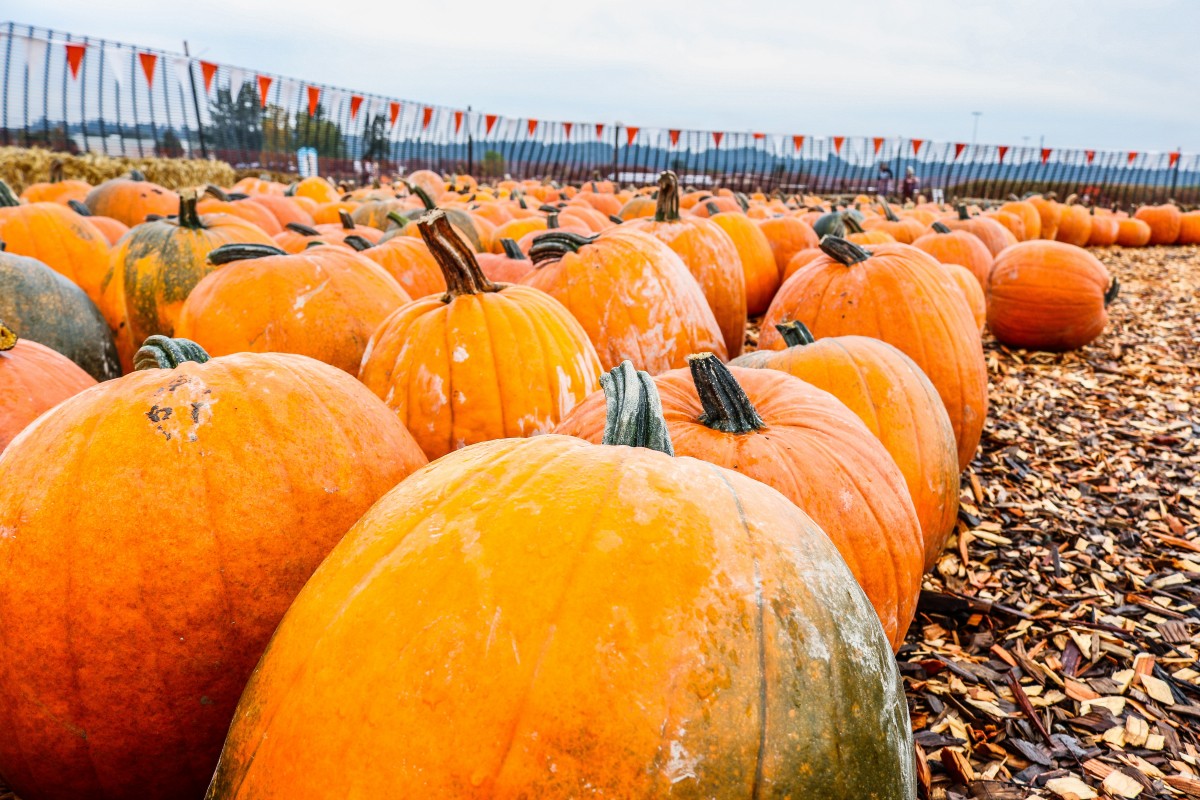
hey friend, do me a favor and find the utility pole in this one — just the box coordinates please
[612,121,622,183]
[182,41,208,159]
[970,111,982,147]
[466,105,473,177]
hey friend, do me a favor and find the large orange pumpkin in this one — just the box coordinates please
[1116,217,1152,247]
[703,203,778,316]
[0,322,97,451]
[203,383,915,799]
[626,172,747,357]
[1085,210,1119,247]
[999,199,1041,240]
[101,193,277,372]
[986,240,1118,351]
[1028,195,1062,240]
[0,337,427,800]
[557,354,924,649]
[912,221,993,287]
[1054,202,1093,247]
[359,211,602,459]
[756,214,820,278]
[733,321,959,569]
[1178,211,1200,245]
[762,237,987,468]
[943,262,987,332]
[522,228,726,373]
[176,244,410,373]
[84,171,181,227]
[1134,204,1183,245]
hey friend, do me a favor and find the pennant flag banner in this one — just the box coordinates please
[256,75,273,107]
[485,114,498,134]
[1085,150,1095,164]
[1170,152,1181,168]
[279,78,300,111]
[911,139,923,155]
[306,85,321,116]
[954,142,966,159]
[349,95,363,120]
[389,101,401,127]
[1041,148,1052,164]
[563,122,573,137]
[421,106,433,129]
[626,126,639,146]
[872,136,884,155]
[453,110,463,133]
[669,129,680,146]
[753,132,765,140]
[138,52,157,88]
[997,145,1009,163]
[200,61,217,93]
[596,123,605,139]
[25,36,47,74]
[104,45,129,87]
[1127,151,1138,164]
[713,131,724,147]
[793,135,805,152]
[527,118,537,136]
[832,136,845,154]
[170,56,190,91]
[65,43,86,79]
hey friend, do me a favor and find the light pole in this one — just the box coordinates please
[970,112,982,147]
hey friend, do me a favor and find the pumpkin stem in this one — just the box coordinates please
[68,199,93,217]
[704,201,721,217]
[49,159,64,184]
[207,243,287,266]
[878,195,900,222]
[133,335,210,370]
[499,238,526,260]
[0,320,16,352]
[204,184,230,201]
[343,234,373,252]
[688,353,764,434]
[546,212,559,230]
[538,204,559,214]
[286,221,321,236]
[0,181,20,207]
[842,213,865,234]
[608,214,623,225]
[385,210,410,230]
[956,204,971,221]
[128,169,147,182]
[818,235,871,266]
[417,209,498,298]
[528,231,597,265]
[776,320,816,347]
[654,171,681,222]
[177,192,205,230]
[1104,277,1120,308]
[600,360,674,455]
[734,192,750,212]
[411,185,437,211]
[338,210,356,230]
[931,221,952,234]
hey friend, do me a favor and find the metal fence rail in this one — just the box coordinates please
[3,22,1196,205]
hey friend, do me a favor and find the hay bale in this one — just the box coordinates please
[0,147,236,193]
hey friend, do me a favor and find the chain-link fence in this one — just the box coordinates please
[3,22,1196,205]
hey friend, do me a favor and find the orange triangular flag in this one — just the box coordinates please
[669,129,680,146]
[306,86,321,116]
[832,136,845,154]
[65,43,86,80]
[713,131,724,147]
[626,127,639,145]
[872,136,884,154]
[199,60,217,93]
[349,95,363,119]
[138,52,157,88]
[389,101,401,127]
[911,139,923,154]
[454,110,463,133]
[423,107,434,129]
[256,75,273,108]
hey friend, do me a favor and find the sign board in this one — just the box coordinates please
[296,147,318,178]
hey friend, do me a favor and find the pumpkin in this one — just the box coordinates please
[626,172,747,358]
[616,193,656,220]
[756,214,820,278]
[351,196,409,230]
[246,194,315,229]
[0,245,121,380]
[1116,217,1151,247]
[65,198,130,244]
[1085,210,1119,247]
[912,221,993,287]
[1134,204,1183,245]
[292,175,341,205]
[986,240,1118,352]
[405,169,446,201]
[203,367,915,799]
[734,321,959,570]
[998,199,1041,240]
[0,322,97,451]
[231,177,286,195]
[522,228,726,373]
[763,237,987,468]
[1028,195,1062,240]
[984,209,1026,242]
[943,263,987,332]
[311,200,359,225]
[18,162,91,205]
[941,205,1018,256]
[1054,202,1093,247]
[704,202,779,315]
[102,193,277,372]
[1178,210,1200,245]
[474,237,535,283]
[0,182,112,305]
[359,235,447,297]
[558,353,923,649]
[359,211,601,459]
[0,336,426,800]
[394,186,489,251]
[782,246,823,282]
[861,198,925,243]
[84,171,181,226]
[176,243,410,374]
[843,214,896,245]
[195,186,283,235]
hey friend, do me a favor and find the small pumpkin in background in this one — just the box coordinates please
[360,211,601,460]
[1178,210,1200,245]
[1028,195,1062,240]
[19,161,91,205]
[292,175,341,205]
[704,201,779,315]
[941,205,1018,256]
[999,199,1041,240]
[861,197,925,243]
[66,198,130,244]
[986,240,1118,352]
[84,170,181,227]
[473,237,535,284]
[1054,199,1093,247]
[272,212,382,254]
[359,235,447,298]
[102,193,277,372]
[1134,204,1183,245]
[196,185,284,235]
[756,213,820,278]
[176,243,410,374]
[246,193,315,229]
[0,321,97,451]
[912,221,993,287]
[843,214,896,245]
[1116,217,1152,247]
[522,227,726,373]
[1086,210,1119,247]
[0,244,121,381]
[983,208,1026,242]
[733,321,960,570]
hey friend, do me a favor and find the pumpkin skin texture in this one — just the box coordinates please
[0,327,96,451]
[943,263,987,332]
[756,214,820,277]
[84,175,181,227]
[176,244,410,374]
[733,325,959,571]
[101,195,277,372]
[912,222,993,287]
[626,173,747,358]
[0,249,121,380]
[1054,204,1093,247]
[0,342,428,800]
[359,235,447,298]
[1178,211,1200,245]
[986,241,1117,352]
[999,200,1041,240]
[1134,204,1183,245]
[473,238,535,284]
[1086,212,1119,247]
[782,246,823,282]
[1028,196,1062,240]
[761,238,987,468]
[941,207,1018,256]
[0,190,112,305]
[557,358,923,650]
[359,211,602,460]
[1116,217,1151,247]
[203,434,916,800]
[522,228,726,373]
[707,205,779,315]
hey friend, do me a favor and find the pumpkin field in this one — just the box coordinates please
[0,145,1198,800]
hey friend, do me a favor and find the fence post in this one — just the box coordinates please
[182,41,207,158]
[466,104,473,176]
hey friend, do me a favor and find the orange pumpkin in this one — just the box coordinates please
[0,337,427,800]
[705,202,779,315]
[359,235,447,298]
[292,175,341,205]
[176,244,410,373]
[522,228,726,373]
[763,238,987,468]
[84,171,181,226]
[1028,195,1061,240]
[861,198,926,244]
[18,162,91,205]
[756,214,820,278]
[941,205,1018,256]
[1054,202,1093,247]
[0,322,97,451]
[912,221,993,287]
[359,211,602,459]
[1116,217,1152,247]
[1085,211,1119,247]
[247,194,315,229]
[999,199,1042,240]
[986,240,1118,351]
[843,214,897,246]
[782,246,824,282]
[733,321,959,570]
[204,383,915,799]
[1178,211,1200,245]
[625,172,747,358]
[1134,204,1183,245]
[195,186,283,235]
[943,262,987,332]
[66,199,130,244]
[474,238,535,283]
[984,209,1026,242]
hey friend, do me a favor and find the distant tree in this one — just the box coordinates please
[261,105,292,155]
[294,103,344,159]
[207,84,263,154]
[482,150,505,178]
[156,129,184,158]
[360,113,391,162]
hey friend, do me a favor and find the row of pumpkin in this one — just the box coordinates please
[0,166,1132,799]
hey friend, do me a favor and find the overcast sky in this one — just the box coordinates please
[6,0,1196,153]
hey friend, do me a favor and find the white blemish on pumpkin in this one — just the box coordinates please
[0,526,16,541]
[456,391,466,405]
[664,738,698,784]
[146,376,217,447]
[452,345,469,362]
[555,366,574,415]
[292,279,329,312]
[484,606,502,657]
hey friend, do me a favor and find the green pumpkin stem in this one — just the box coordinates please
[654,171,681,222]
[931,221,952,234]
[411,185,437,211]
[600,360,674,455]
[207,243,287,266]
[338,210,356,230]
[528,231,597,265]
[0,320,16,352]
[842,214,865,234]
[704,201,722,217]
[177,193,205,230]
[499,238,526,260]
[957,204,971,221]
[688,353,764,434]
[133,335,210,370]
[1104,278,1120,307]
[608,214,624,225]
[0,181,20,208]
[343,234,373,252]
[776,320,816,347]
[286,222,321,236]
[538,204,559,214]
[128,169,147,182]
[385,210,410,230]
[204,184,231,201]
[68,199,93,217]
[878,195,900,222]
[417,209,498,298]
[818,235,871,266]
[546,212,559,230]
